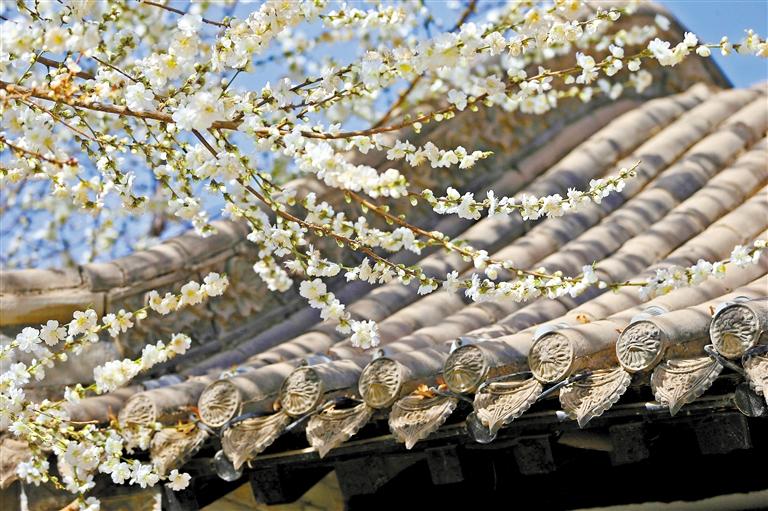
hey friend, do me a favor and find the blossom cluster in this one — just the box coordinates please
[148,272,229,314]
[2,0,764,273]
[383,140,492,170]
[1,273,226,507]
[638,239,767,299]
[93,333,191,393]
[298,277,380,348]
[423,163,639,220]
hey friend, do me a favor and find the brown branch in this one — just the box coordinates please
[192,129,218,156]
[345,190,561,281]
[140,0,228,27]
[237,179,425,281]
[36,56,95,80]
[0,134,77,166]
[59,500,79,511]
[453,0,479,30]
[189,134,428,282]
[1,80,179,123]
[90,56,139,83]
[371,76,422,129]
[2,48,649,142]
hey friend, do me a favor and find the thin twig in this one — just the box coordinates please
[140,0,227,27]
[36,55,95,80]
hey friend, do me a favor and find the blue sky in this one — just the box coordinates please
[663,0,768,86]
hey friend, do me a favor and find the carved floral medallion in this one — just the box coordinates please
[710,303,760,359]
[198,380,241,428]
[279,367,323,417]
[118,394,156,427]
[358,358,403,409]
[444,344,487,394]
[529,333,574,383]
[616,321,664,372]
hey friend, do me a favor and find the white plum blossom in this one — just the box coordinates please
[69,310,98,336]
[350,320,380,349]
[447,89,468,111]
[82,497,101,511]
[730,244,760,267]
[103,310,133,337]
[64,385,84,403]
[202,272,229,297]
[168,333,192,355]
[94,333,192,393]
[139,343,167,370]
[425,164,638,221]
[417,279,439,295]
[576,52,598,84]
[16,459,50,486]
[177,13,203,35]
[124,82,155,112]
[148,291,179,315]
[129,461,160,489]
[443,271,461,293]
[654,14,671,31]
[167,469,192,491]
[179,281,205,307]
[39,320,66,346]
[16,327,40,352]
[109,462,132,485]
[299,278,327,303]
[638,239,764,298]
[648,32,699,67]
[93,359,140,393]
[581,265,599,285]
[172,92,223,131]
[0,275,228,487]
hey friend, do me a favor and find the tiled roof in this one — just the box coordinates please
[49,82,765,481]
[2,29,766,504]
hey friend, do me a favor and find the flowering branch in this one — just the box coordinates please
[423,162,640,220]
[1,273,228,506]
[2,1,767,505]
